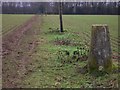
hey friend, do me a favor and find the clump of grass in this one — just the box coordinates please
[45,27,67,35]
[54,36,81,46]
[54,37,71,46]
[56,45,89,64]
[112,63,119,73]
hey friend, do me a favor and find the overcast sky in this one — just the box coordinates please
[1,0,119,2]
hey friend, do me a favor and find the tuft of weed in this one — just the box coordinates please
[54,36,81,46]
[45,27,67,35]
[72,44,89,61]
[56,44,89,64]
[55,37,71,46]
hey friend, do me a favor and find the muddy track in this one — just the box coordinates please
[2,15,40,88]
[2,15,38,55]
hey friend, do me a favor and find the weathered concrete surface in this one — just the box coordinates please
[88,24,112,73]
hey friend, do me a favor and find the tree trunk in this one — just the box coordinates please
[59,2,63,32]
[88,24,112,73]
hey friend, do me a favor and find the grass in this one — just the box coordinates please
[22,15,118,88]
[2,14,119,88]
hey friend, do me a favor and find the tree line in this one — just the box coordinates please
[2,2,119,15]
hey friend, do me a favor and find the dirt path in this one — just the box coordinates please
[2,15,41,88]
[2,15,38,55]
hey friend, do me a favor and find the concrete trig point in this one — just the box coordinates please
[88,24,112,73]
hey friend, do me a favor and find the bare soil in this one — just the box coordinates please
[2,15,40,88]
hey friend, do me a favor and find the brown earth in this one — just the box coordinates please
[2,15,41,88]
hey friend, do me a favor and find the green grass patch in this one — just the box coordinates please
[22,15,118,88]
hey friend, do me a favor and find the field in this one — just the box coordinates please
[2,15,33,36]
[2,14,119,88]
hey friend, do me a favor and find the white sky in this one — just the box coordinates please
[1,0,119,2]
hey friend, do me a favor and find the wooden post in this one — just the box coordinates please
[88,24,112,73]
[59,2,63,32]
